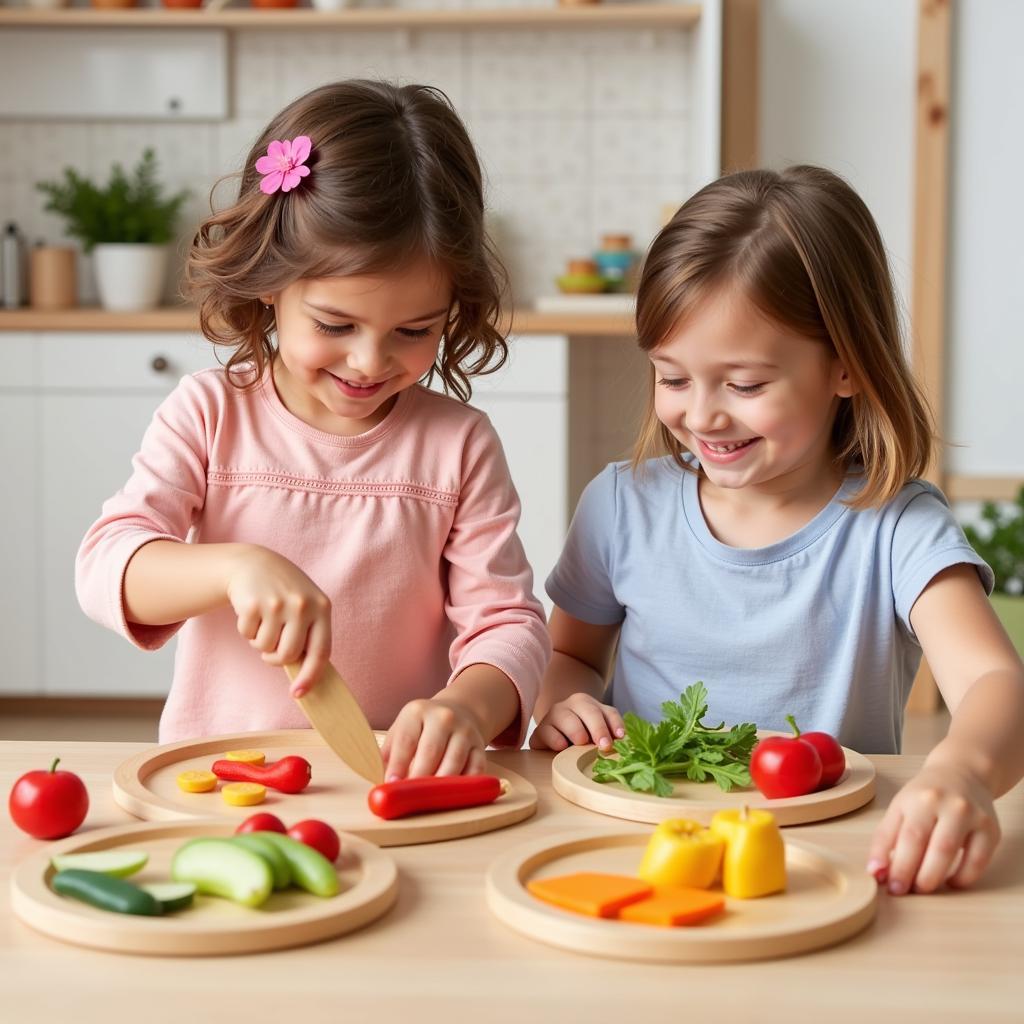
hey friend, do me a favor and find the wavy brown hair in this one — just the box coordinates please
[632,165,935,509]
[186,79,508,400]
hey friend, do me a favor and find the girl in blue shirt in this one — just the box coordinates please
[533,165,1024,898]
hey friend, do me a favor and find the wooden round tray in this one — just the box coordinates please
[112,730,537,847]
[551,738,875,826]
[10,819,398,956]
[486,829,878,963]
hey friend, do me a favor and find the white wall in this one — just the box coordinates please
[760,0,1023,503]
[0,3,714,309]
[759,0,917,331]
[946,0,1024,479]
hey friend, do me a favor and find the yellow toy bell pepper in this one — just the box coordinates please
[637,818,725,889]
[709,806,787,899]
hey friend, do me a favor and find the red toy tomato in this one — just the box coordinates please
[798,728,846,789]
[235,812,287,835]
[287,819,340,863]
[750,716,823,798]
[8,757,89,840]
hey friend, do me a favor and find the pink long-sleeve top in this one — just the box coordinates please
[76,367,551,745]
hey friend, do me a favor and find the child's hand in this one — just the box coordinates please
[225,546,332,697]
[529,693,625,753]
[381,698,488,780]
[866,761,1001,895]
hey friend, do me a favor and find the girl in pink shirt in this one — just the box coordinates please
[76,80,551,778]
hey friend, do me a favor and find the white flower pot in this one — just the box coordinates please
[93,243,169,312]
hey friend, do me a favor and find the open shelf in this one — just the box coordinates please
[0,4,701,31]
[0,306,635,337]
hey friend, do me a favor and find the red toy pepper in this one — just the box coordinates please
[367,775,505,820]
[211,755,312,794]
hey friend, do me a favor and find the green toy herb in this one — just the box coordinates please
[591,682,757,797]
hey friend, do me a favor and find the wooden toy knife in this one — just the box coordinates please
[284,661,385,785]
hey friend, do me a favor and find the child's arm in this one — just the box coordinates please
[124,540,333,696]
[868,563,1024,894]
[379,413,550,779]
[529,607,625,753]
[75,374,331,697]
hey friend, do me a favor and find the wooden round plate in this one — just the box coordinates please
[112,730,536,847]
[10,819,398,956]
[551,737,875,826]
[486,829,878,963]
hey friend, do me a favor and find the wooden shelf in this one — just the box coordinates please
[0,4,701,31]
[0,306,635,337]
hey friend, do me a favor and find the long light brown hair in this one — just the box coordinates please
[186,79,508,400]
[632,165,934,509]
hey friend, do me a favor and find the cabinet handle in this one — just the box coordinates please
[151,356,169,373]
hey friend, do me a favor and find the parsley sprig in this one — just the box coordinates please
[591,682,758,797]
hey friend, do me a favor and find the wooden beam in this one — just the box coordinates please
[722,0,760,171]
[908,0,953,714]
[946,475,1024,503]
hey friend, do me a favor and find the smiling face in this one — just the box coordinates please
[650,286,855,499]
[267,256,452,436]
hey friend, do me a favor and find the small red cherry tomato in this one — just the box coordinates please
[287,819,340,863]
[235,812,287,835]
[750,716,823,798]
[8,757,89,840]
[798,729,846,789]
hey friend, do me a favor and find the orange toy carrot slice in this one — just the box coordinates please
[527,872,653,918]
[617,885,726,927]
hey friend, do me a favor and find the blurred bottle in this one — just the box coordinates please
[2,222,27,310]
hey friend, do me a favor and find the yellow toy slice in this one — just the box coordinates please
[176,770,217,793]
[224,749,266,765]
[221,782,267,807]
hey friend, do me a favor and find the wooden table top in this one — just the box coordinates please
[2,740,1022,1021]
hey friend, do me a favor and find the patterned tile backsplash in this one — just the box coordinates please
[0,5,704,308]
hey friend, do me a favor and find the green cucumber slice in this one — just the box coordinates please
[52,869,162,916]
[140,881,196,913]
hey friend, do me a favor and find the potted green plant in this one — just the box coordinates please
[37,149,189,312]
[962,486,1024,655]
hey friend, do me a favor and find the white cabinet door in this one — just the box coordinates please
[39,393,179,697]
[37,333,218,697]
[472,394,566,614]
[450,334,568,615]
[0,392,38,694]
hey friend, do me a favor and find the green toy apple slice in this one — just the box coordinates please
[50,850,149,877]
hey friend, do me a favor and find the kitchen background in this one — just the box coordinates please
[0,0,1021,749]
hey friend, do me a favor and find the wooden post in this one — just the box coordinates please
[907,0,952,713]
[722,0,760,171]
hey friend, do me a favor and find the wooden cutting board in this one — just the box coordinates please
[486,829,878,963]
[550,735,876,827]
[112,729,537,847]
[11,819,398,956]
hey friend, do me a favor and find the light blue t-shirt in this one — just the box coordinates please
[546,457,993,754]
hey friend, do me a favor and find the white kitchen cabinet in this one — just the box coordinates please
[465,334,567,613]
[31,333,216,698]
[0,334,38,694]
[3,329,567,697]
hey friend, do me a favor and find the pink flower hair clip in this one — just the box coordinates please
[256,136,312,195]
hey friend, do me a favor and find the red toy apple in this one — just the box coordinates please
[750,716,823,798]
[235,812,287,835]
[797,728,846,789]
[8,758,89,839]
[287,819,340,863]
